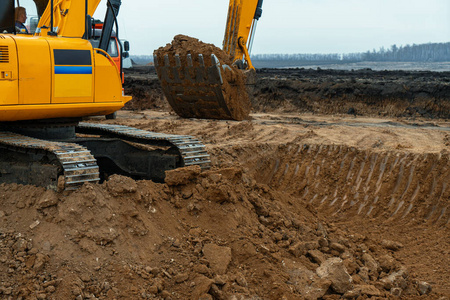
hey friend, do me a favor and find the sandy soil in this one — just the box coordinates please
[0,68,449,299]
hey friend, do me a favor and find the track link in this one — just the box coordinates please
[0,131,100,190]
[76,122,211,169]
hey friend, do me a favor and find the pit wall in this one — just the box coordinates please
[242,144,449,226]
[253,77,450,119]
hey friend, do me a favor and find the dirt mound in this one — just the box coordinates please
[153,35,251,121]
[98,110,450,295]
[155,35,234,67]
[0,165,439,299]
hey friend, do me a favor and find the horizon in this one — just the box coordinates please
[93,0,450,56]
[128,41,450,57]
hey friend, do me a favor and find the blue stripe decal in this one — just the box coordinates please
[55,66,92,74]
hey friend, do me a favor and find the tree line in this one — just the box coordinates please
[251,42,450,63]
[129,42,450,66]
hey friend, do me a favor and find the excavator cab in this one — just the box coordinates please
[0,0,130,121]
[154,0,263,121]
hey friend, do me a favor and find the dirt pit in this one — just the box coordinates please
[1,67,449,299]
[153,35,251,121]
[0,165,445,299]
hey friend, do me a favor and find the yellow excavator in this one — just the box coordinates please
[154,0,263,121]
[0,0,210,190]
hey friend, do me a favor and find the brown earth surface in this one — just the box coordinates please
[1,67,449,299]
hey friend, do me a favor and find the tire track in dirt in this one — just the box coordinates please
[241,144,449,226]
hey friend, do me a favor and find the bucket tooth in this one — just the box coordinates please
[198,54,205,67]
[195,54,207,82]
[175,54,181,67]
[209,55,223,84]
[164,54,170,66]
[187,54,193,67]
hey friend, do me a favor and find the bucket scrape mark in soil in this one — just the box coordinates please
[245,144,449,226]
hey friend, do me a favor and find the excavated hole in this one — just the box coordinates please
[224,143,450,226]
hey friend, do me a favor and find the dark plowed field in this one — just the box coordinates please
[124,66,450,119]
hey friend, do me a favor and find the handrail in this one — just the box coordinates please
[94,48,120,74]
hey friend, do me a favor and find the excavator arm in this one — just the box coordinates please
[35,0,101,37]
[224,0,263,70]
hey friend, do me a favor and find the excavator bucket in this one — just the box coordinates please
[154,53,252,121]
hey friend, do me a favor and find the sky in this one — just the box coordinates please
[93,0,450,56]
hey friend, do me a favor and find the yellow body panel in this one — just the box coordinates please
[0,36,18,105]
[0,102,125,122]
[54,74,92,98]
[15,36,51,104]
[0,33,131,122]
[94,50,122,103]
[47,38,94,104]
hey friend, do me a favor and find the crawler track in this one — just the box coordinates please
[0,123,210,191]
[0,131,99,190]
[76,122,211,169]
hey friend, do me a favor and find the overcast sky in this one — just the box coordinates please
[93,0,450,55]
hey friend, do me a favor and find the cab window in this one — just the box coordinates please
[16,0,38,34]
[108,39,118,57]
[89,38,119,57]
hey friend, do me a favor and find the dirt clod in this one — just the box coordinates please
[165,165,201,186]
[316,257,353,294]
[202,244,232,275]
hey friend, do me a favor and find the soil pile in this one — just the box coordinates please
[0,165,438,299]
[155,34,234,68]
[153,35,251,121]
